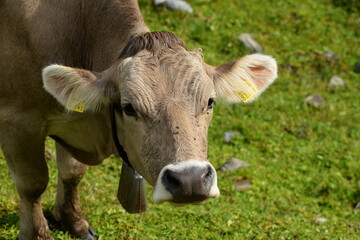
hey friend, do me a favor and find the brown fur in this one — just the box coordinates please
[0,1,149,239]
[119,31,187,59]
[0,0,277,239]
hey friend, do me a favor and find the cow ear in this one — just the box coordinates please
[42,65,114,112]
[209,54,277,103]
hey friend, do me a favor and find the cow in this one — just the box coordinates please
[0,0,277,239]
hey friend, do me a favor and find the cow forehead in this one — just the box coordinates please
[117,49,214,114]
[130,48,207,83]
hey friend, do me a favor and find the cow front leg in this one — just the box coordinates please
[2,135,53,240]
[54,142,96,240]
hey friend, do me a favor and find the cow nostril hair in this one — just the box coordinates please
[163,170,180,191]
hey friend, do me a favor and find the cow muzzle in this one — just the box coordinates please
[153,160,220,204]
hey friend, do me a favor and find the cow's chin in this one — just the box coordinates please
[169,200,207,206]
[153,195,208,205]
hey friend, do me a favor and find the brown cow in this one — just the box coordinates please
[0,0,277,239]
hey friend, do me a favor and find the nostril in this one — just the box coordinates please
[203,166,214,183]
[162,170,180,192]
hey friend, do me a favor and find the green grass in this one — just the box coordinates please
[1,0,360,239]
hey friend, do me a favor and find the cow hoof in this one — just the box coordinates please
[80,226,97,240]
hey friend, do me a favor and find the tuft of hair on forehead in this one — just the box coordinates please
[119,31,187,59]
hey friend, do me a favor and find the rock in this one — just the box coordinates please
[354,62,360,73]
[154,0,193,13]
[355,202,360,211]
[238,33,263,53]
[44,148,55,161]
[154,0,166,5]
[296,53,308,58]
[323,51,338,63]
[282,65,294,73]
[296,125,308,139]
[328,75,345,89]
[235,179,252,191]
[305,94,326,108]
[224,131,243,143]
[314,217,328,223]
[221,158,249,172]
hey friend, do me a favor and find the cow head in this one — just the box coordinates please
[42,32,277,204]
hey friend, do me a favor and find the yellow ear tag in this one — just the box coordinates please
[67,102,85,112]
[234,79,258,103]
[66,93,85,113]
[234,92,254,103]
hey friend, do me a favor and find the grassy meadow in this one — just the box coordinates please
[1,0,360,239]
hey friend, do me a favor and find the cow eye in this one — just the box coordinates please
[122,104,137,118]
[207,98,216,110]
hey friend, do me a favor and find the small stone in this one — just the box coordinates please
[354,62,360,73]
[235,179,252,191]
[314,217,328,223]
[224,131,243,143]
[296,53,308,58]
[323,51,338,63]
[44,148,55,161]
[238,33,263,53]
[282,65,294,73]
[305,94,326,108]
[221,158,250,172]
[154,0,193,13]
[154,0,166,5]
[328,75,345,89]
[296,125,308,139]
[354,202,360,211]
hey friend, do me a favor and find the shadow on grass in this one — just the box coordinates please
[0,209,18,227]
[0,208,67,238]
[43,208,62,230]
[0,209,18,239]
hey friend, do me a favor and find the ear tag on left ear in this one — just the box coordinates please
[66,92,85,112]
[117,161,148,213]
[234,92,253,103]
[234,79,258,103]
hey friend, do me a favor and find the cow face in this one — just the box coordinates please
[42,32,277,204]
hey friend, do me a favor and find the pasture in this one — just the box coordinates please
[1,0,359,239]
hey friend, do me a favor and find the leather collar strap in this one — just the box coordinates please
[110,104,133,168]
[110,104,148,213]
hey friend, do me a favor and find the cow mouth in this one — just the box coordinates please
[156,193,209,205]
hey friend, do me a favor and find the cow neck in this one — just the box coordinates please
[110,104,133,168]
